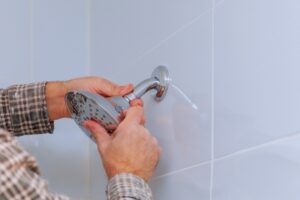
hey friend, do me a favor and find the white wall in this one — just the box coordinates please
[213,0,300,199]
[0,1,90,199]
[1,0,300,200]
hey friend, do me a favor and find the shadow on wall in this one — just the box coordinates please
[144,83,211,177]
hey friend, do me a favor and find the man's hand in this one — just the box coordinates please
[45,77,133,121]
[84,105,161,182]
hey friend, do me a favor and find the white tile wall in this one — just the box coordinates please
[214,0,300,157]
[90,0,212,75]
[213,134,300,200]
[31,0,88,81]
[150,163,211,200]
[89,143,107,200]
[0,1,30,87]
[2,0,300,199]
[213,0,300,199]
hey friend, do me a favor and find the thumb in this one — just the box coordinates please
[84,120,111,149]
[122,106,145,126]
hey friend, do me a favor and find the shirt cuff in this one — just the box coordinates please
[107,173,153,200]
[5,82,54,136]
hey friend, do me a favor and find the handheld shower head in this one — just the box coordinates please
[65,66,170,141]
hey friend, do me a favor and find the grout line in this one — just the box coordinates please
[151,132,300,183]
[86,0,92,199]
[87,0,91,76]
[209,1,215,199]
[215,131,300,162]
[152,160,211,181]
[29,0,34,82]
[86,141,92,200]
[131,8,212,66]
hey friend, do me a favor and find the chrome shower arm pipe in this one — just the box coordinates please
[124,66,170,102]
[124,77,160,101]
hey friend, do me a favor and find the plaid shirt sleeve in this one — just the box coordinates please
[0,82,154,200]
[107,173,153,200]
[0,128,69,200]
[0,82,54,136]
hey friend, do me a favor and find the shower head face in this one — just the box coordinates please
[65,91,124,140]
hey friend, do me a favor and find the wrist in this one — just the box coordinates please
[45,81,70,121]
[105,167,150,182]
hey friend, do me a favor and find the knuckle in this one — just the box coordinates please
[108,85,119,93]
[102,79,118,89]
[152,137,159,146]
[124,123,138,135]
[142,128,151,138]
[130,125,139,135]
[133,106,144,113]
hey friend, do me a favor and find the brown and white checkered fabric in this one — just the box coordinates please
[107,173,153,200]
[0,129,69,200]
[0,82,153,200]
[0,82,54,136]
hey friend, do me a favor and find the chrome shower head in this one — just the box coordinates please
[65,66,170,141]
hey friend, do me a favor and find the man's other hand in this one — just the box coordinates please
[84,105,161,182]
[45,77,133,121]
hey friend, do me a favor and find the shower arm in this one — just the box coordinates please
[123,66,170,102]
[124,77,161,101]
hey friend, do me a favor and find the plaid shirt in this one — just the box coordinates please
[0,82,153,200]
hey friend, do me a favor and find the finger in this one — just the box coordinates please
[95,78,133,96]
[140,116,146,126]
[130,99,144,107]
[119,108,145,126]
[121,106,145,126]
[120,84,134,96]
[130,100,145,125]
[84,120,111,148]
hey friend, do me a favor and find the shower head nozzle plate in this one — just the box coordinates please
[65,91,121,140]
